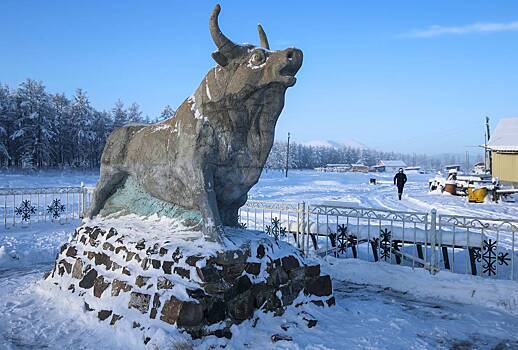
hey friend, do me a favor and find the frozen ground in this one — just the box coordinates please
[252,170,518,219]
[1,170,518,349]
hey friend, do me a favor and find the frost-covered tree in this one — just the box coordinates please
[52,93,72,167]
[70,89,94,167]
[11,79,56,168]
[0,84,15,167]
[90,110,114,167]
[127,102,143,123]
[159,105,176,121]
[112,99,128,129]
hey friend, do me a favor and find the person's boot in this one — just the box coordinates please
[398,193,402,200]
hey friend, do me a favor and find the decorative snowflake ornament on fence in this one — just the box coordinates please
[379,228,392,261]
[473,239,510,276]
[47,199,66,220]
[265,217,286,241]
[336,224,349,255]
[15,199,36,222]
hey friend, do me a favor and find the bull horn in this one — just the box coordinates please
[257,24,270,50]
[210,4,237,53]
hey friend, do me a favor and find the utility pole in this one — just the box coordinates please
[484,132,487,171]
[486,116,492,175]
[285,132,290,178]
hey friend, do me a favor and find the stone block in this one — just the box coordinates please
[79,268,98,289]
[305,275,332,297]
[98,310,112,321]
[93,276,110,298]
[173,267,190,280]
[160,296,183,325]
[112,279,132,296]
[128,292,151,314]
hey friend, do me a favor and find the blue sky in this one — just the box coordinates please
[1,1,517,154]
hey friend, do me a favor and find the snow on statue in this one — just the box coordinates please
[87,4,303,241]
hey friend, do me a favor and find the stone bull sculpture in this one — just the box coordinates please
[88,4,303,241]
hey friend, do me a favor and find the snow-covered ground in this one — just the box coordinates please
[1,170,518,349]
[252,170,518,219]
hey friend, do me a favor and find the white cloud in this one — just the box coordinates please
[402,21,518,38]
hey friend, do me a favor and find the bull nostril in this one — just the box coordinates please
[287,51,293,61]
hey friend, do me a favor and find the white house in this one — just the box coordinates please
[374,160,407,173]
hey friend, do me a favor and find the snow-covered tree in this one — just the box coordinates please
[112,99,128,129]
[11,79,56,168]
[69,89,94,167]
[0,84,15,167]
[127,102,143,123]
[159,105,176,121]
[90,110,113,167]
[52,93,72,167]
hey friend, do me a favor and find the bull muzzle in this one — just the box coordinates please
[279,48,303,87]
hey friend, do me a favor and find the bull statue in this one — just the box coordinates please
[88,4,303,241]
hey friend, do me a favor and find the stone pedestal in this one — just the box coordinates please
[45,218,334,341]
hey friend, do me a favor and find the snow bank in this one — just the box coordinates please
[323,257,518,315]
[0,220,80,268]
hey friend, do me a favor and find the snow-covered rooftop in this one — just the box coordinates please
[487,117,518,151]
[379,160,407,167]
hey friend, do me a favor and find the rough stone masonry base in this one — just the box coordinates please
[45,225,334,341]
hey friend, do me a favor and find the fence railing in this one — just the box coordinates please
[239,200,517,281]
[2,186,516,281]
[1,186,94,228]
[438,214,517,280]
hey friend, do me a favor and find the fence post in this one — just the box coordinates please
[300,201,306,254]
[81,183,87,219]
[430,208,438,274]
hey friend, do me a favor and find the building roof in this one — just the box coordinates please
[325,163,350,167]
[379,160,407,167]
[487,117,518,151]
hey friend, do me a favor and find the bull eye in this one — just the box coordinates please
[250,50,266,66]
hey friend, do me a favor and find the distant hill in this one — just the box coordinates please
[301,139,368,150]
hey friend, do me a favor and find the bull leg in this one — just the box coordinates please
[88,168,127,218]
[197,168,224,243]
[220,193,247,227]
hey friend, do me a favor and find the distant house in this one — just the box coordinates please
[315,163,350,172]
[374,160,407,173]
[405,166,421,174]
[487,117,518,185]
[350,163,369,173]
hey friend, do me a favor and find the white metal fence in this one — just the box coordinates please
[239,201,518,281]
[1,186,94,228]
[2,185,516,281]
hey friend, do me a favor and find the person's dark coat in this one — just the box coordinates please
[394,173,407,189]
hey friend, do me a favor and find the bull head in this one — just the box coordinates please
[209,4,303,91]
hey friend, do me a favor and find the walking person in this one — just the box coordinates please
[393,168,407,200]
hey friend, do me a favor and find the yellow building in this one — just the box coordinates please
[487,118,518,185]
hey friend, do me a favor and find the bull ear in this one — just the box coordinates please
[211,51,229,67]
